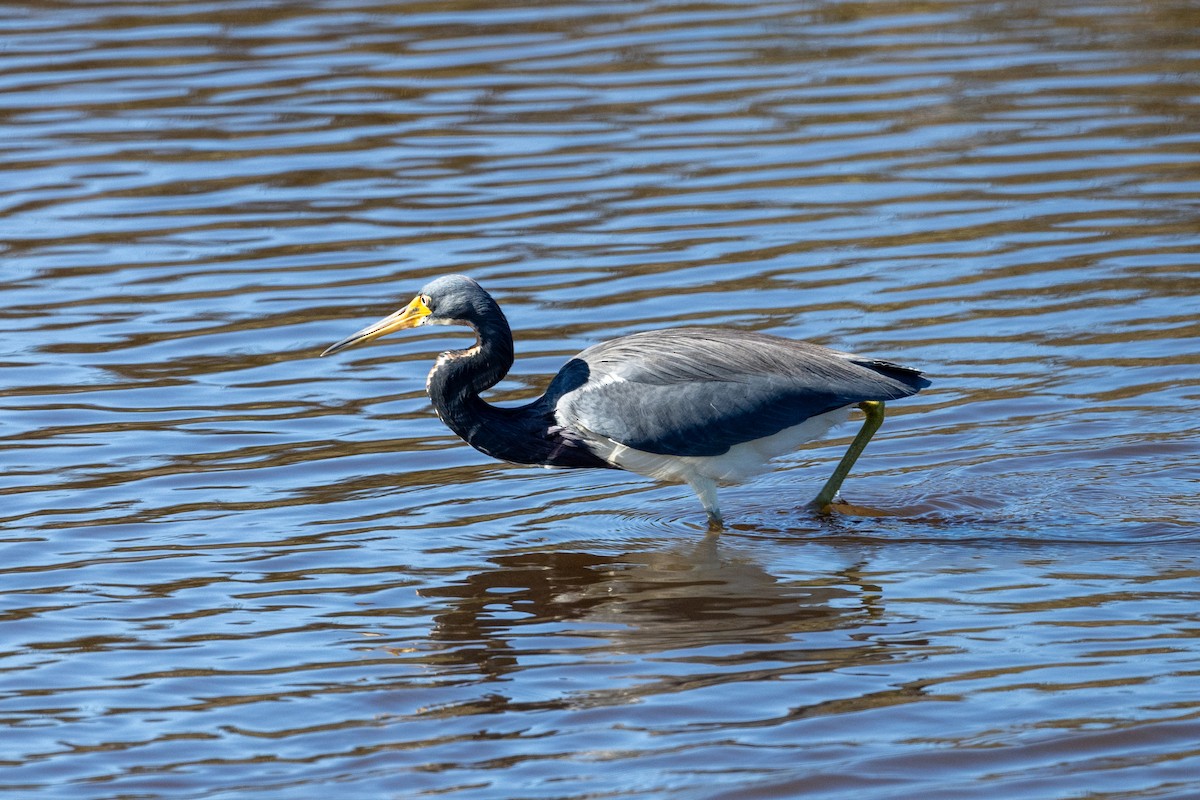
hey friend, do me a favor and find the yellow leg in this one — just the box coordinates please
[811,400,886,512]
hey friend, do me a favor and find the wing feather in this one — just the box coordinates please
[551,327,928,457]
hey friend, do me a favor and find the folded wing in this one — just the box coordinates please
[551,327,928,457]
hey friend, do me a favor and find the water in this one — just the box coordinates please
[2,1,1199,797]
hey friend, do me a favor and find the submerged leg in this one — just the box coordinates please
[687,476,723,530]
[811,400,886,512]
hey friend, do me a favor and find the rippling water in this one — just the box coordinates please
[3,1,1199,798]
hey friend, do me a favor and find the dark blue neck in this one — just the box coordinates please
[424,311,610,469]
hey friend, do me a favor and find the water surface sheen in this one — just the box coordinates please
[2,1,1199,798]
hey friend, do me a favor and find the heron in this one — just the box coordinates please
[322,275,929,526]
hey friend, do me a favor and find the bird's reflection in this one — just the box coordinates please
[419,534,891,681]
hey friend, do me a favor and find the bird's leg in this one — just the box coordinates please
[688,476,724,530]
[811,400,886,512]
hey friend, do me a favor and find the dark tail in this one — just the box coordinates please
[856,358,931,397]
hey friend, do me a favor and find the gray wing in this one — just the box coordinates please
[549,327,929,457]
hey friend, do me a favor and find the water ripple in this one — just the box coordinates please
[2,1,1199,798]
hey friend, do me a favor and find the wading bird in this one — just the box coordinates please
[323,275,929,526]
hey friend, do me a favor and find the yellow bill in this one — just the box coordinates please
[321,294,431,356]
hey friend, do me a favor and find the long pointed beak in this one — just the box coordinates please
[321,295,431,356]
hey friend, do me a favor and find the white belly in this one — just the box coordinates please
[575,407,852,486]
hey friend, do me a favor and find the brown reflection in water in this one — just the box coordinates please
[420,536,903,691]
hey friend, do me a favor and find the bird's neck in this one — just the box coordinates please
[427,313,515,400]
[426,309,513,427]
[424,314,609,470]
[425,313,542,467]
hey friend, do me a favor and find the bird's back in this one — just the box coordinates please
[550,327,928,458]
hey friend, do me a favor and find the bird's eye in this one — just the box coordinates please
[420,294,432,308]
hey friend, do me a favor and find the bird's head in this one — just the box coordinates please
[321,275,501,356]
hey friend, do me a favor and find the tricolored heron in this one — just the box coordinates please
[323,275,929,526]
